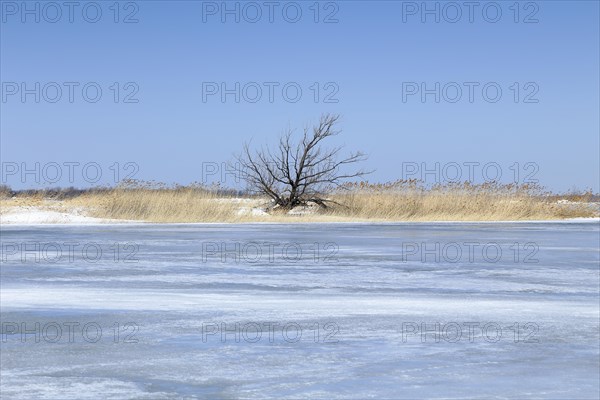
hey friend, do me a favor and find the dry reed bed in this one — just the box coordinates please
[328,181,597,221]
[76,189,247,223]
[1,182,597,223]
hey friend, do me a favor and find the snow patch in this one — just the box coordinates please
[0,206,128,225]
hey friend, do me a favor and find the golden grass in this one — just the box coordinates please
[72,188,247,223]
[64,188,353,223]
[329,184,594,221]
[1,181,597,223]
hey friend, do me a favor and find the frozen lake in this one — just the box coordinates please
[1,222,599,399]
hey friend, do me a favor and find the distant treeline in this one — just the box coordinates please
[0,184,249,199]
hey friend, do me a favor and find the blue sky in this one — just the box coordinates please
[1,0,599,191]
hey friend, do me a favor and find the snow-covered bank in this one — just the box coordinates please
[0,206,130,225]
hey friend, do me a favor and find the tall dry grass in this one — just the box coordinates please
[73,181,247,223]
[328,181,598,221]
[1,180,597,222]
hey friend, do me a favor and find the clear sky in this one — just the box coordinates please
[1,0,599,191]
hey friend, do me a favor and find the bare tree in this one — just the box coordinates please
[236,114,370,210]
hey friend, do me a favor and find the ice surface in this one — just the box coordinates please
[1,222,599,399]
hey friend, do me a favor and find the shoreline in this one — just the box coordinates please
[1,206,598,227]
